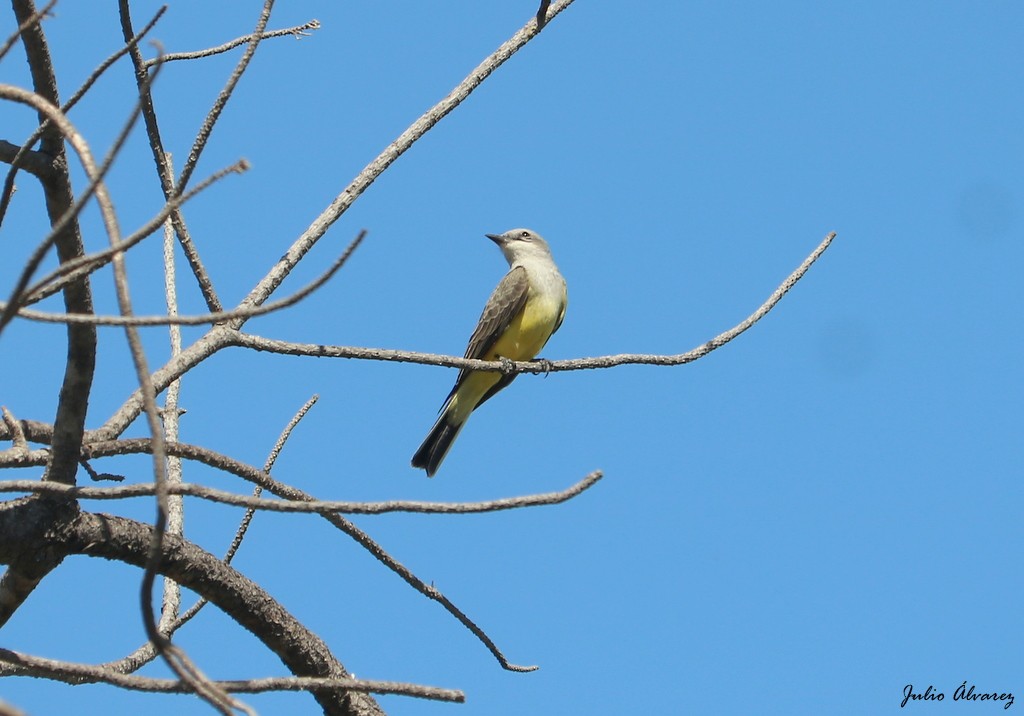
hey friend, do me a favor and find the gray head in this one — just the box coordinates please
[485,228,553,266]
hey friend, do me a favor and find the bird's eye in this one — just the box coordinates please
[520,231,531,239]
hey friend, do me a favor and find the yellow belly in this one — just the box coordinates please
[487,293,562,362]
[446,294,563,423]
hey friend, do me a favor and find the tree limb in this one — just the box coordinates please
[0,497,383,716]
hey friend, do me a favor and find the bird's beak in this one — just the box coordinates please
[485,233,504,245]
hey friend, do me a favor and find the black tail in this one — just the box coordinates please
[411,414,464,477]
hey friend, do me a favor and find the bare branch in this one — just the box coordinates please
[158,194,184,638]
[4,229,367,326]
[1,439,550,677]
[0,138,54,178]
[225,394,320,559]
[0,500,382,715]
[175,0,273,192]
[232,231,838,373]
[0,471,603,515]
[21,159,249,306]
[8,0,97,494]
[104,394,325,673]
[0,410,27,453]
[93,136,232,715]
[0,648,461,702]
[0,5,164,228]
[10,56,235,707]
[0,53,165,336]
[143,19,321,67]
[0,0,55,62]
[117,0,222,312]
[90,228,832,442]
[76,438,550,670]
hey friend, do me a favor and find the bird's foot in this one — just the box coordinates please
[531,357,554,377]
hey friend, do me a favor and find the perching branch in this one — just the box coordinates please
[230,231,837,374]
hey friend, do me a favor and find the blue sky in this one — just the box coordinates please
[1,1,1021,714]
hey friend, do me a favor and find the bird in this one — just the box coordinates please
[412,228,568,477]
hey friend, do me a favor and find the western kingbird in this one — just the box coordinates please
[412,228,568,477]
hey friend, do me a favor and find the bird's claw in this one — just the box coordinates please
[498,356,516,374]
[531,357,554,377]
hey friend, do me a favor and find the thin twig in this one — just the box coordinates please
[117,0,222,312]
[0,0,55,62]
[0,471,603,515]
[94,205,191,675]
[333,512,540,672]
[226,394,320,560]
[151,395,323,663]
[4,230,367,326]
[0,52,166,336]
[21,160,249,306]
[158,175,184,637]
[77,457,123,482]
[0,409,28,452]
[175,0,273,192]
[0,648,462,702]
[0,5,164,228]
[143,19,320,67]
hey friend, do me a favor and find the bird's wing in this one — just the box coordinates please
[551,289,567,336]
[441,266,530,404]
[464,266,530,361]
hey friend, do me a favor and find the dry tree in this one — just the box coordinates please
[0,2,834,714]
